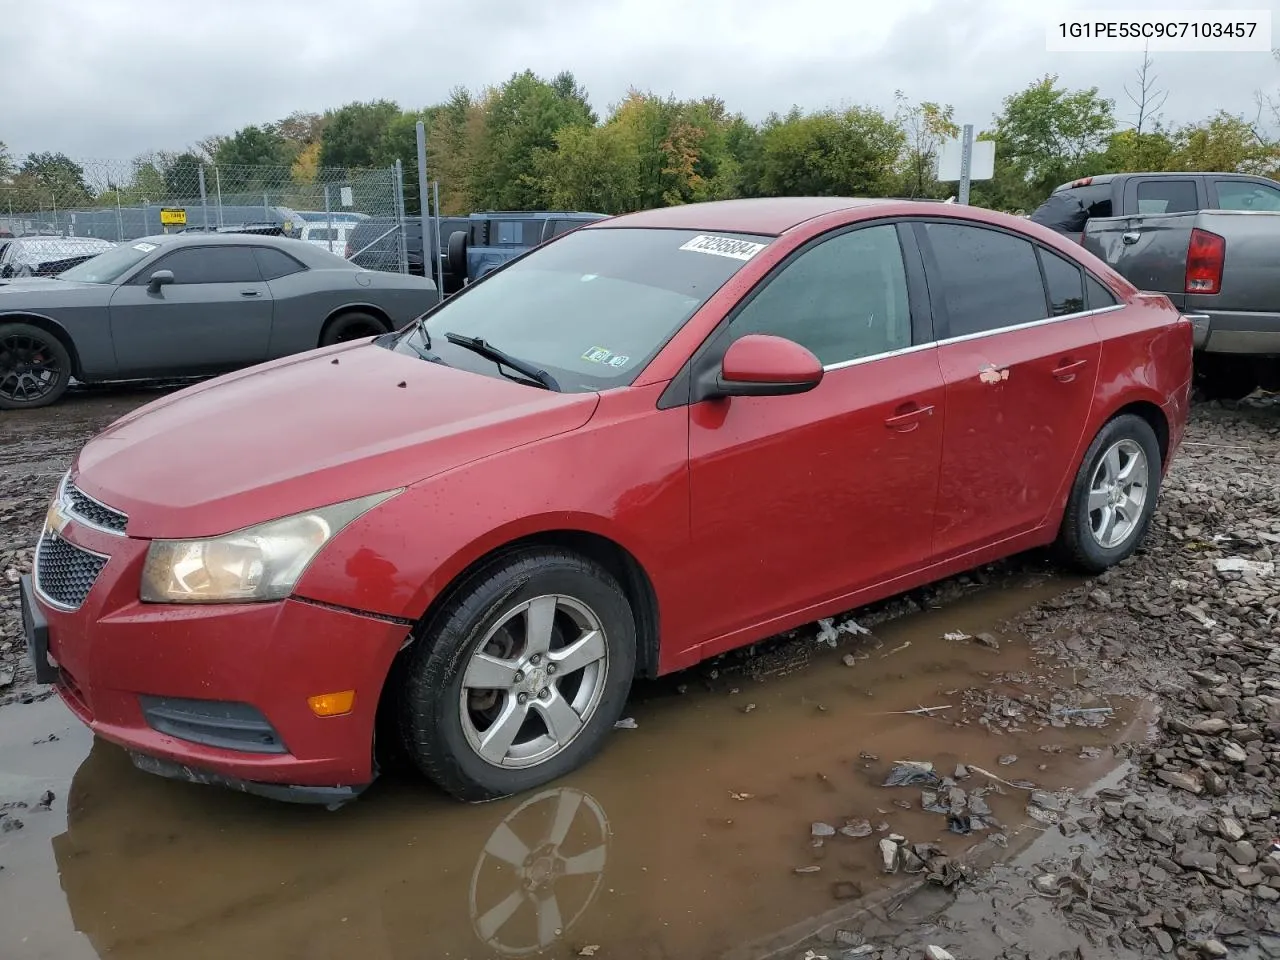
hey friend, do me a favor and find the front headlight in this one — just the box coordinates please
[140,491,398,603]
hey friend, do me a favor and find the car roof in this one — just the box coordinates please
[128,232,356,267]
[1051,171,1276,193]
[590,197,932,236]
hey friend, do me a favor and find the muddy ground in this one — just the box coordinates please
[0,386,1278,960]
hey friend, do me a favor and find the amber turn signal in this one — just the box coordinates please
[308,690,356,717]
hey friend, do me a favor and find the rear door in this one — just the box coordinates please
[1208,177,1280,212]
[687,222,945,653]
[917,221,1103,561]
[107,245,274,377]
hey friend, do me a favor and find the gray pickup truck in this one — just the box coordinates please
[1083,207,1280,400]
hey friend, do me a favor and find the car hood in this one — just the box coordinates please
[72,340,601,539]
[0,277,111,300]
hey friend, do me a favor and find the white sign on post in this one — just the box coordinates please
[339,186,354,208]
[935,138,995,182]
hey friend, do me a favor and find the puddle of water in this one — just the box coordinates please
[0,575,1139,960]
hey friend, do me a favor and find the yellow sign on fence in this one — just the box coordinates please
[159,207,187,226]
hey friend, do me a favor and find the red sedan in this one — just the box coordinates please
[21,198,1193,806]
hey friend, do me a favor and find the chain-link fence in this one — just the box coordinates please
[0,157,415,274]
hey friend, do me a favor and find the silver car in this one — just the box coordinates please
[0,233,438,409]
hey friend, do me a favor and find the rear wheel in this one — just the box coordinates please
[319,310,388,348]
[399,549,636,802]
[1057,414,1162,573]
[0,322,72,410]
[1195,354,1258,402]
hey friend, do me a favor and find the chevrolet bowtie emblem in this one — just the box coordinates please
[45,498,71,537]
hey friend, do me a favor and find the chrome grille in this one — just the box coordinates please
[35,534,108,609]
[65,484,128,534]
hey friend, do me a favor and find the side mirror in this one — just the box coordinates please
[714,334,824,398]
[147,269,174,293]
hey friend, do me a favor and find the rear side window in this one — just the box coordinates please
[1214,179,1280,211]
[493,221,541,245]
[1136,180,1198,214]
[1086,276,1119,310]
[1038,248,1085,316]
[253,246,306,280]
[922,223,1047,337]
[141,246,260,284]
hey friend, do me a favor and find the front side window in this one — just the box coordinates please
[730,224,911,365]
[393,227,770,392]
[139,246,261,284]
[922,223,1047,337]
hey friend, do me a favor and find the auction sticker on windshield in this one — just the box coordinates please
[678,234,766,261]
[582,346,631,368]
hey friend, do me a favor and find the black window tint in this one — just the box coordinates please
[1086,276,1119,310]
[252,246,306,280]
[1135,180,1198,214]
[731,225,911,366]
[1038,248,1085,317]
[1214,180,1280,211]
[144,246,260,284]
[922,223,1047,337]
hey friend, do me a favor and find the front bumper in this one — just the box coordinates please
[23,519,410,801]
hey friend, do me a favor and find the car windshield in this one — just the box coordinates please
[57,240,160,283]
[391,227,771,392]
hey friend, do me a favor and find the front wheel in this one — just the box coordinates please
[318,311,388,348]
[0,322,72,410]
[1056,414,1162,573]
[399,549,636,802]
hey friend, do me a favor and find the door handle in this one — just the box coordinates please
[884,403,935,433]
[1052,358,1089,382]
[240,289,261,297]
[1121,231,1140,244]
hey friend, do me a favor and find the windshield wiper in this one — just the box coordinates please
[443,333,560,391]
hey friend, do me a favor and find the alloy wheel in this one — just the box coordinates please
[0,333,62,404]
[1087,438,1149,549]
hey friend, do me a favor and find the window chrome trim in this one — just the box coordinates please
[31,530,112,613]
[819,304,1125,372]
[934,303,1125,348]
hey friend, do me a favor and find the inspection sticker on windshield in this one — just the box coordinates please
[679,234,766,261]
[582,346,631,368]
[132,242,157,252]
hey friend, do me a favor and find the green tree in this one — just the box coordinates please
[470,70,596,209]
[318,100,401,169]
[162,152,206,197]
[757,106,904,197]
[0,141,13,182]
[893,92,960,198]
[1174,111,1277,174]
[1100,127,1177,172]
[16,152,92,206]
[535,123,643,213]
[972,75,1115,211]
[428,88,484,215]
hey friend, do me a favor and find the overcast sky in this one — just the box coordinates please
[7,0,1278,161]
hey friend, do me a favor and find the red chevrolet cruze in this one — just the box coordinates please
[21,198,1192,806]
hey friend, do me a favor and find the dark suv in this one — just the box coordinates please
[345,216,470,293]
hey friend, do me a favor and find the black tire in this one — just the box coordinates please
[0,322,72,410]
[399,548,636,802]
[318,310,388,348]
[447,231,468,280]
[1195,354,1258,402]
[1057,413,1162,574]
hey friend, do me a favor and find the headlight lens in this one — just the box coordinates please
[140,491,397,603]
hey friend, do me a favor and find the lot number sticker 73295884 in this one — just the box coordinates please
[678,234,766,261]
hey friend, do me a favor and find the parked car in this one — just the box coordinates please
[0,233,436,409]
[345,215,470,292]
[1084,208,1280,400]
[446,210,607,284]
[1029,171,1280,241]
[21,197,1192,808]
[294,211,370,225]
[0,236,116,278]
[299,221,356,256]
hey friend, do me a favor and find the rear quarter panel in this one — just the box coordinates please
[264,270,437,356]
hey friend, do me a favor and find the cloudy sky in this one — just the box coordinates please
[7,0,1279,160]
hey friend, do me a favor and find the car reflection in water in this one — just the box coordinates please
[52,739,612,960]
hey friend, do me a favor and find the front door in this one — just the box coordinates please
[108,244,273,377]
[916,221,1103,562]
[686,222,945,656]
